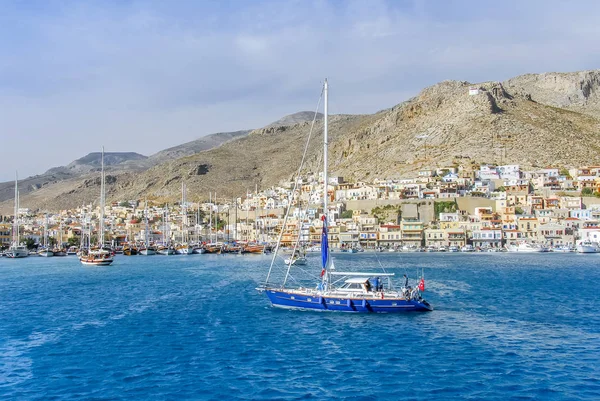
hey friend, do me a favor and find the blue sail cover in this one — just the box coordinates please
[321,216,329,271]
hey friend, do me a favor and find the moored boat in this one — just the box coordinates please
[506,242,548,253]
[576,240,600,253]
[139,246,157,256]
[80,248,114,266]
[79,148,114,266]
[157,246,176,255]
[6,172,29,259]
[38,248,54,257]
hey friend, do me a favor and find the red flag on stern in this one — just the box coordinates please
[419,277,425,292]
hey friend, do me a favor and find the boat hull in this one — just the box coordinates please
[157,249,176,255]
[264,289,432,313]
[576,245,599,253]
[80,258,114,266]
[6,247,29,258]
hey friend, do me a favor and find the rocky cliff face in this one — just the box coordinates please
[504,70,600,117]
[3,69,600,213]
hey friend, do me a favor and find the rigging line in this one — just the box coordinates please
[282,175,315,286]
[265,87,324,286]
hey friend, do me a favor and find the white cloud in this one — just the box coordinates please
[1,0,599,181]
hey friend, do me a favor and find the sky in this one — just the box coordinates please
[1,0,600,181]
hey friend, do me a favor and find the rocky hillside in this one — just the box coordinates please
[0,131,254,208]
[504,70,600,118]
[3,69,600,213]
[46,152,148,175]
[266,111,324,127]
[144,130,251,166]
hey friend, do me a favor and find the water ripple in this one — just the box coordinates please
[1,253,599,400]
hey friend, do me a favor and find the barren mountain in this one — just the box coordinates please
[0,131,253,210]
[3,69,600,213]
[266,111,324,127]
[144,130,251,166]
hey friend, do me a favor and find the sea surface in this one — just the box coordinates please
[1,252,599,400]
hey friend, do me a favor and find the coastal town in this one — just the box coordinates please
[4,162,600,255]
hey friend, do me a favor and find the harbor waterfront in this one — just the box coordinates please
[1,253,599,400]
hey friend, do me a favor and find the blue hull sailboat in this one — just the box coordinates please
[259,80,432,313]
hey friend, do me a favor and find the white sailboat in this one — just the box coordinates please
[139,200,156,255]
[157,206,176,255]
[175,183,193,255]
[79,148,114,266]
[259,80,432,313]
[6,172,29,258]
[38,214,54,257]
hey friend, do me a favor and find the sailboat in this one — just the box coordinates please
[79,148,114,266]
[157,206,176,255]
[175,183,193,255]
[139,200,157,255]
[6,172,29,258]
[38,214,54,257]
[259,80,432,312]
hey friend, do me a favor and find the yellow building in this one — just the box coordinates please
[400,218,424,247]
[517,216,539,240]
[0,223,12,247]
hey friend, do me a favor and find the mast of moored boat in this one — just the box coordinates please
[208,192,212,244]
[99,147,105,249]
[234,197,238,241]
[13,171,19,246]
[214,192,218,244]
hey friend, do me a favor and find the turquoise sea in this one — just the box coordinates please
[1,252,599,400]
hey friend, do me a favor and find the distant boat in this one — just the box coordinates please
[6,172,29,259]
[139,201,156,256]
[79,147,114,266]
[283,249,307,265]
[123,244,138,256]
[139,246,157,256]
[553,245,574,253]
[259,80,432,313]
[576,240,600,253]
[461,245,475,252]
[38,215,54,257]
[175,244,193,255]
[38,248,54,257]
[157,245,176,255]
[242,243,265,254]
[506,242,547,253]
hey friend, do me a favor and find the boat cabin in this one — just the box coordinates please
[340,277,374,293]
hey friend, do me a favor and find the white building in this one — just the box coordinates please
[498,165,521,180]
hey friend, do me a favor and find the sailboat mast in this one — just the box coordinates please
[181,183,187,243]
[14,171,18,245]
[323,79,328,221]
[214,192,217,243]
[209,192,212,243]
[144,200,148,247]
[234,197,238,241]
[246,190,249,242]
[99,147,105,248]
[322,79,330,284]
